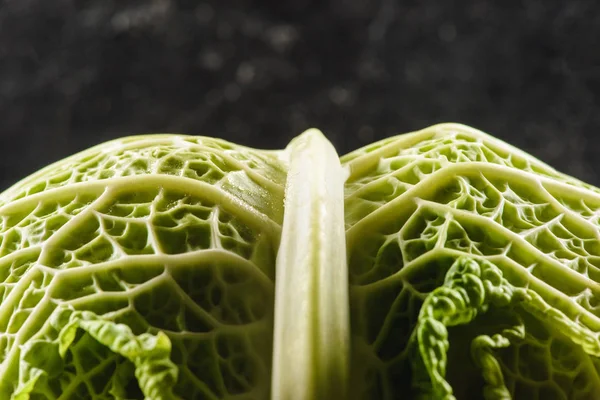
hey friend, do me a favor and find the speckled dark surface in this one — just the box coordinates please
[1,0,600,190]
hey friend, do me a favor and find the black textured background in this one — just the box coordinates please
[1,0,600,190]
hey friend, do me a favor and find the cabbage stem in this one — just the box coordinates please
[271,129,350,400]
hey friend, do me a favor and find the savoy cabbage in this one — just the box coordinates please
[0,123,599,400]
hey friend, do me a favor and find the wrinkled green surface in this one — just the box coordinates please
[343,124,600,399]
[0,136,285,399]
[1,123,600,399]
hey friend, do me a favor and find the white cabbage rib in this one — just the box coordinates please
[271,129,350,400]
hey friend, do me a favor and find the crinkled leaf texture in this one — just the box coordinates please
[0,124,599,400]
[0,135,284,400]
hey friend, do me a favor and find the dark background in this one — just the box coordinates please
[1,0,599,191]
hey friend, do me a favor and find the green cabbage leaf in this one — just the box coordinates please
[0,124,599,400]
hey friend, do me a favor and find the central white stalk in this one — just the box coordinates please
[271,129,350,400]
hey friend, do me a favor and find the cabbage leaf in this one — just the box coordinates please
[0,124,599,400]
